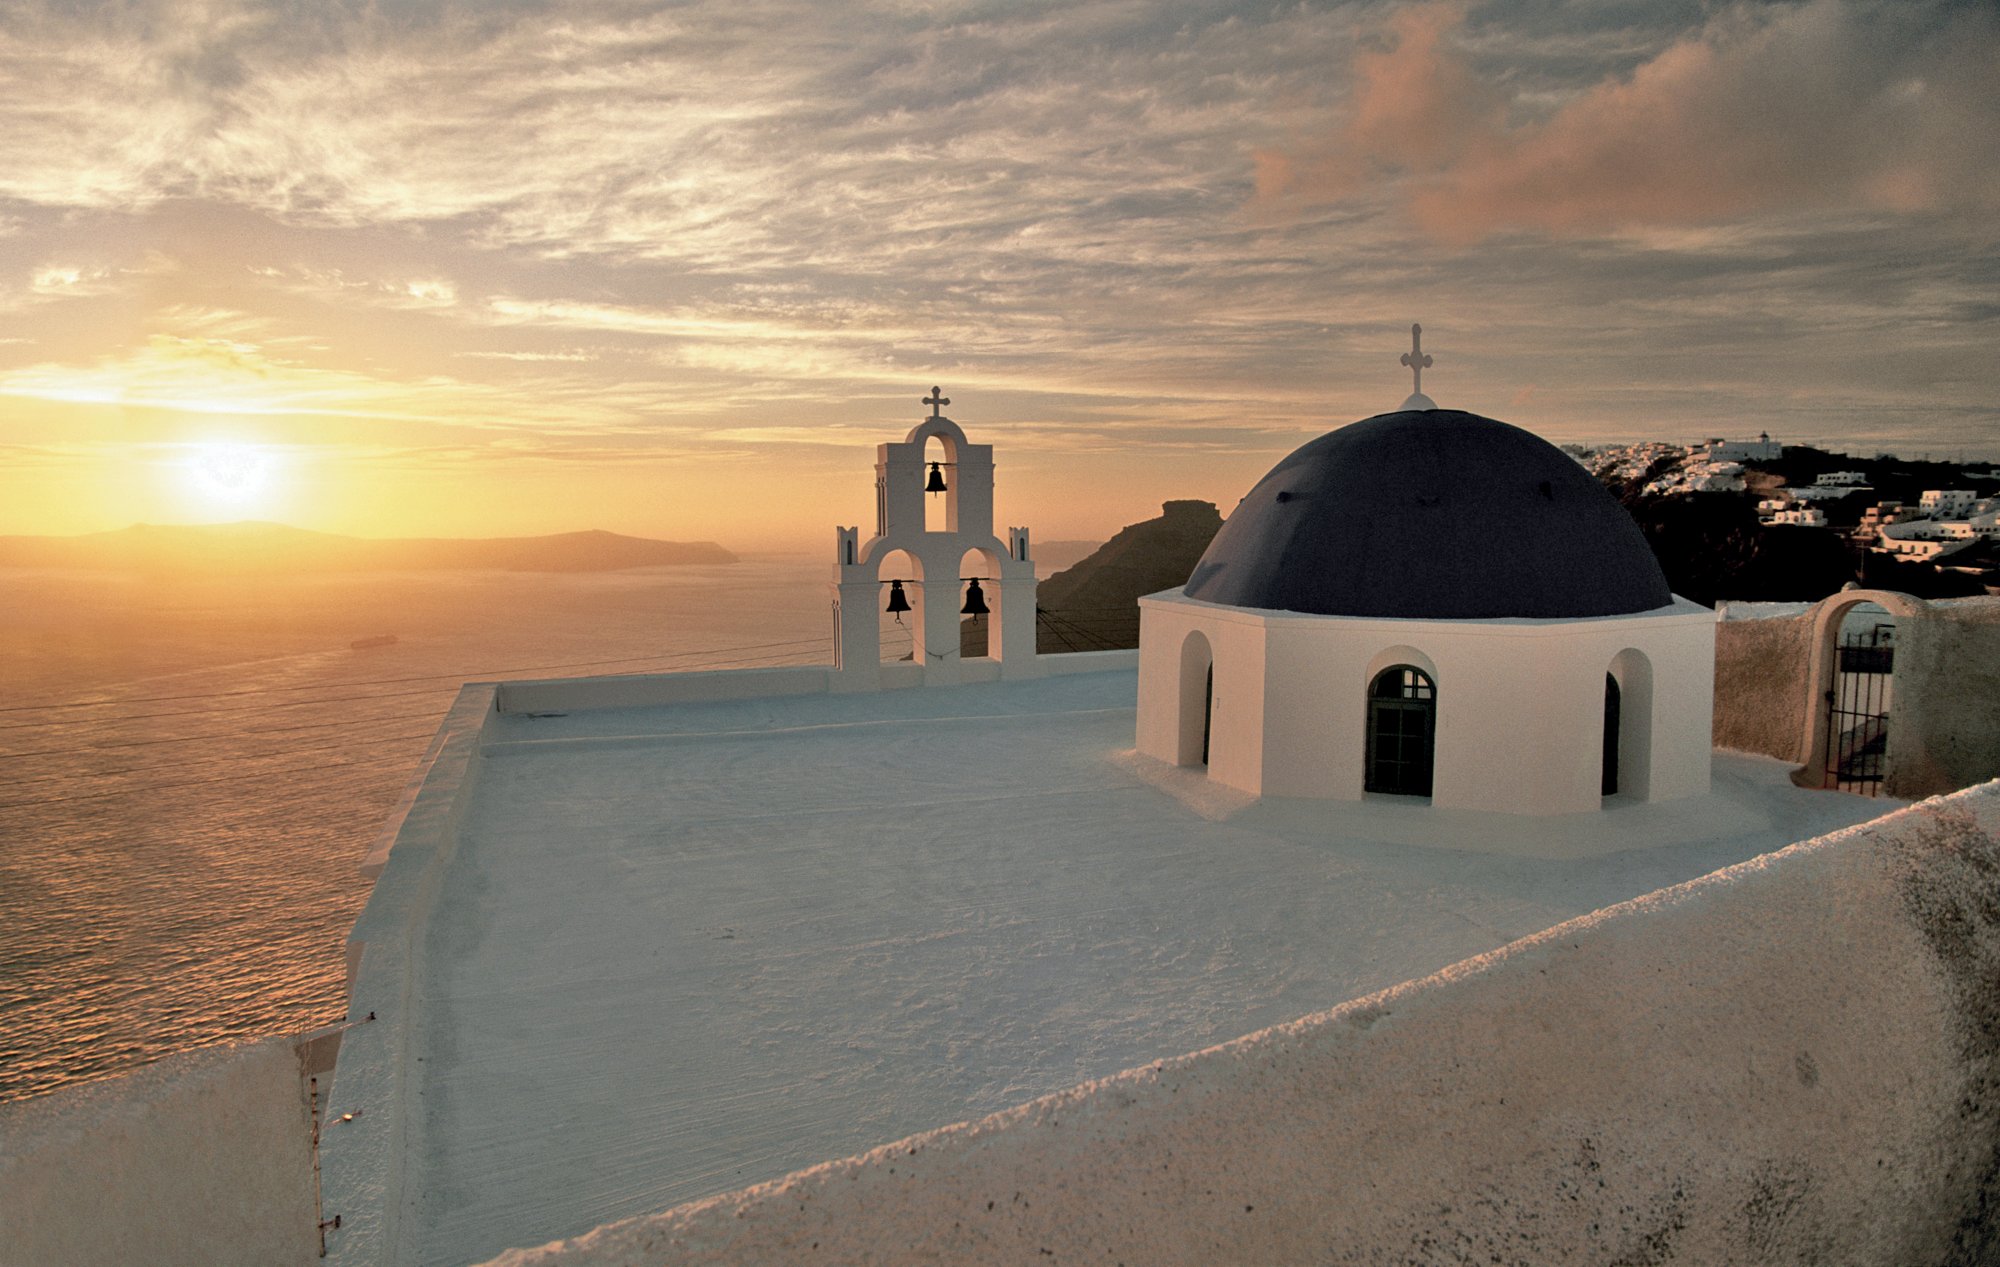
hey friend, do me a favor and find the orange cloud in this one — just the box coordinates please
[1258,0,2000,241]
[1255,2,1499,208]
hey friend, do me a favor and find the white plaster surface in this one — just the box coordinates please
[1136,590,1715,815]
[373,668,1894,1266]
[0,1034,317,1266]
[483,779,2000,1267]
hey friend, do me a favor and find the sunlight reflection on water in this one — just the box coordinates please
[0,558,830,1104]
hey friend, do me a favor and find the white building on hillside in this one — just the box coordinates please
[1701,433,1781,461]
[1136,344,1714,816]
[1768,507,1828,527]
[1921,489,1976,517]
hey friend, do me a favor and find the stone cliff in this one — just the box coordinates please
[1027,500,1224,654]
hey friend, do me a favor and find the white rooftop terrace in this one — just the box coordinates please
[340,665,1897,1267]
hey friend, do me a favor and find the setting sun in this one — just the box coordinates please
[178,442,279,514]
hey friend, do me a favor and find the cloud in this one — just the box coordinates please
[1256,0,2000,240]
[0,0,1993,498]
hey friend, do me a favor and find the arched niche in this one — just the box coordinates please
[1177,629,1215,768]
[875,548,923,663]
[958,546,1001,659]
[1792,588,1928,790]
[924,434,951,533]
[904,415,966,538]
[1607,648,1654,800]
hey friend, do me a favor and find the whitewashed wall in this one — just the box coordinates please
[483,781,2000,1267]
[0,1036,320,1266]
[1137,590,1714,814]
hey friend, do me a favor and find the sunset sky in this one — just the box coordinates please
[1,0,1994,550]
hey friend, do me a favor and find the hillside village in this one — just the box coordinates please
[1566,434,2000,597]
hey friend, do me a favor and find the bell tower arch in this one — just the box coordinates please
[832,388,1040,691]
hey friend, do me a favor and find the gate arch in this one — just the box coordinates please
[1792,589,1927,791]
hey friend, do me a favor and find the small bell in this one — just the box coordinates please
[885,579,912,621]
[925,462,947,495]
[960,578,989,621]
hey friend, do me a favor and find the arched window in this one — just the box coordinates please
[1602,673,1621,796]
[1366,665,1435,797]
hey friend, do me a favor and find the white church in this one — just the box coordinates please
[830,329,1716,817]
[1132,327,1715,815]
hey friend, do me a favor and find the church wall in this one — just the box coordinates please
[1165,597,1714,815]
[1203,618,1268,796]
[1630,613,1717,802]
[483,781,2000,1267]
[1134,602,1189,763]
[1256,631,1350,798]
[0,1034,320,1267]
[1134,599,1267,795]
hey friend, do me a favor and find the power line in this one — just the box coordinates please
[0,637,827,716]
[1035,607,1123,652]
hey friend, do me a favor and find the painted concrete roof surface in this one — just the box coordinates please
[388,668,1893,1266]
[1183,410,1674,619]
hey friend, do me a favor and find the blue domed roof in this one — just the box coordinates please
[1182,409,1672,620]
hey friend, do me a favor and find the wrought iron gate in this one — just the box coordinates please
[1823,625,1893,794]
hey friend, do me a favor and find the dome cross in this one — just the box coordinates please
[1399,324,1433,397]
[923,386,950,418]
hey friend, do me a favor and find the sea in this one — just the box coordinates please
[0,555,853,1105]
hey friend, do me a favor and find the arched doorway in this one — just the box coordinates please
[923,435,951,534]
[1792,589,1927,793]
[1366,665,1435,797]
[1602,673,1621,795]
[1177,630,1214,768]
[875,548,922,663]
[958,547,999,660]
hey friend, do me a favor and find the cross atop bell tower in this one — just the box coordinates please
[923,386,950,418]
[1398,323,1438,412]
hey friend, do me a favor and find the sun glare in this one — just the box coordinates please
[180,442,279,513]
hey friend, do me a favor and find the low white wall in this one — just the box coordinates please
[484,781,2000,1267]
[493,654,1130,715]
[0,1036,319,1267]
[495,665,831,714]
[1037,647,1138,676]
[322,682,499,1267]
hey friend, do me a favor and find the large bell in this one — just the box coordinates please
[885,579,912,618]
[960,577,989,620]
[925,461,947,495]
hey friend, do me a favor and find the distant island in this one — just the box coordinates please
[0,522,737,573]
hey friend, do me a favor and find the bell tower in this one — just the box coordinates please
[831,389,1040,691]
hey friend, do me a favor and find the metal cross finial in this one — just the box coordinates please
[923,386,950,418]
[1400,324,1432,396]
